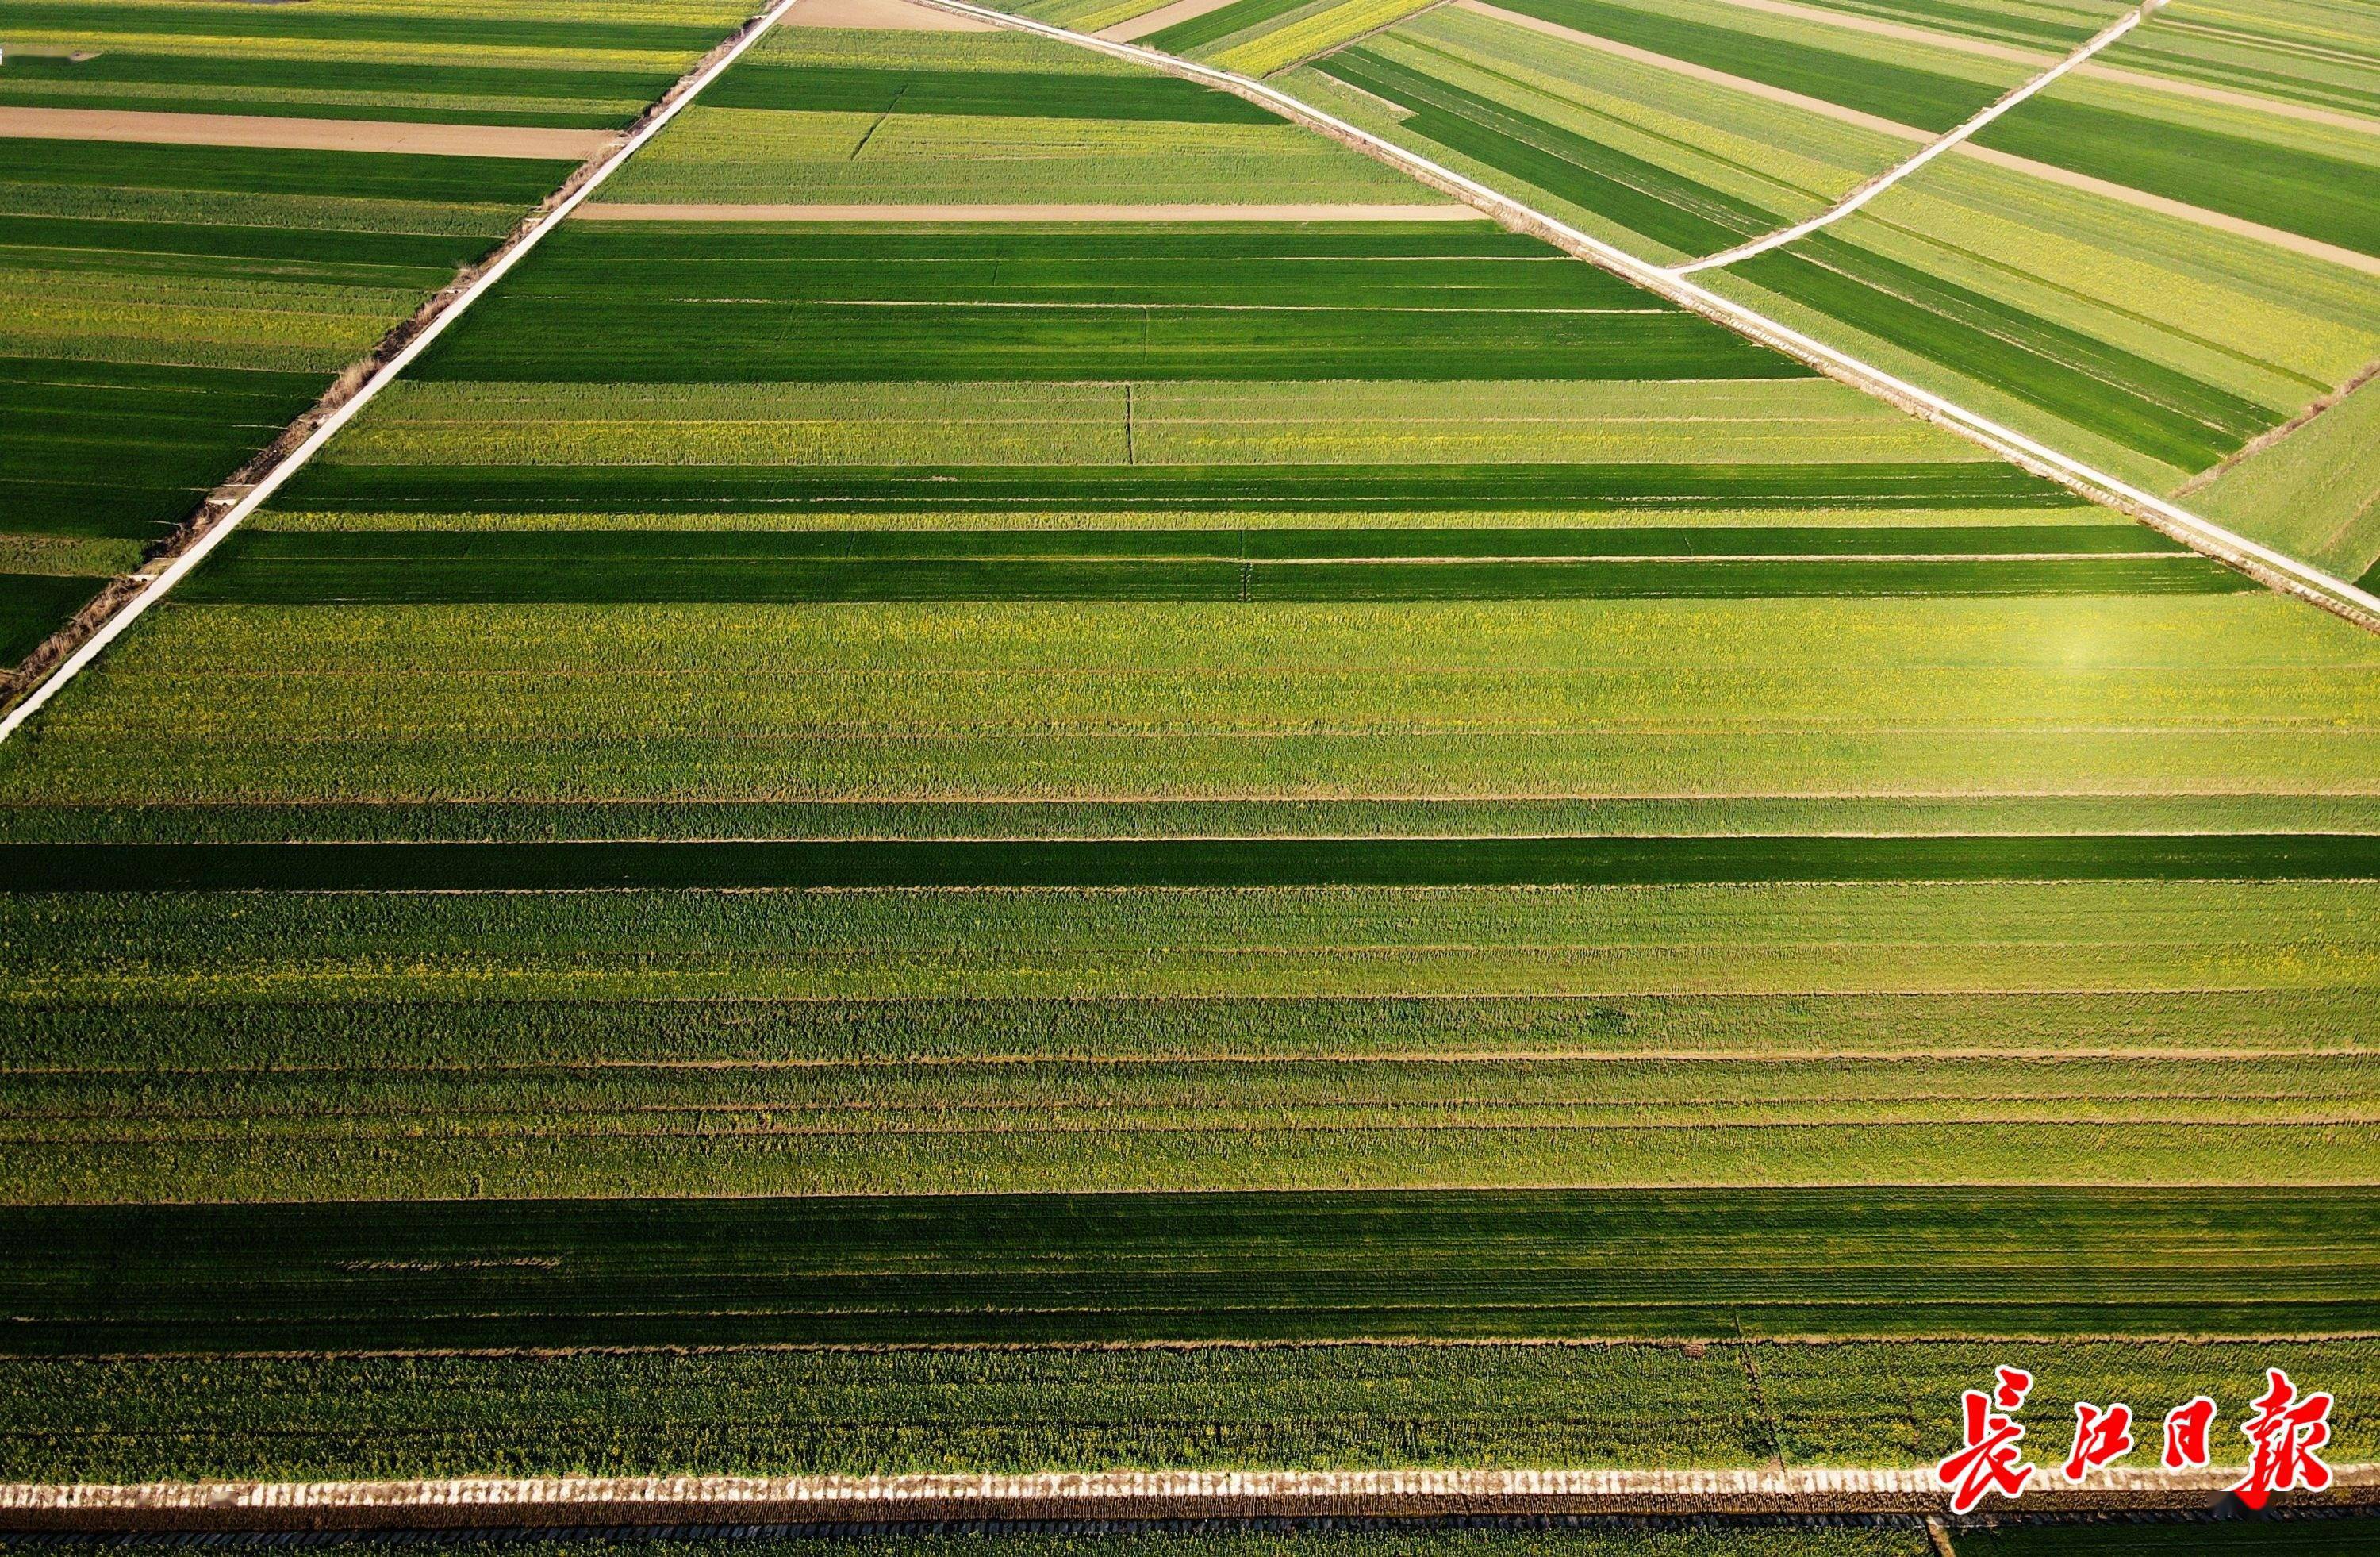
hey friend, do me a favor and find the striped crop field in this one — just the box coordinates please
[1,0,2378,1544]
[1236,0,2380,563]
[0,0,758,676]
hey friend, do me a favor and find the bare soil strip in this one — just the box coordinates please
[1453,0,1928,144]
[782,0,1000,31]
[1672,0,2160,274]
[2,1467,2373,1532]
[1100,0,1246,40]
[0,106,612,160]
[574,200,1480,219]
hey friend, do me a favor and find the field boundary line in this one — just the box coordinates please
[1668,0,2160,275]
[3,1466,2375,1530]
[896,0,2380,633]
[0,0,810,748]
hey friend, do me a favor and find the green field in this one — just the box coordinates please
[1269,0,2380,535]
[597,29,1434,203]
[2102,0,2380,117]
[0,0,755,672]
[7,1190,2379,1350]
[6,1339,2378,1482]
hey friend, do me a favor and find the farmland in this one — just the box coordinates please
[0,0,2377,1541]
[1234,0,2380,553]
[9,1191,2380,1350]
[0,0,758,671]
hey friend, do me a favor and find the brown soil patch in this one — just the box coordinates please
[784,0,1000,30]
[0,106,610,160]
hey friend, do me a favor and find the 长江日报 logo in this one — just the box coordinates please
[1934,1365,2333,1514]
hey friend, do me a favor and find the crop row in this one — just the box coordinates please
[221,524,2163,559]
[1732,233,2277,471]
[604,105,1426,204]
[274,462,2063,513]
[0,17,654,657]
[10,987,2363,1066]
[6,593,2376,801]
[2107,2,2380,117]
[1208,0,1448,75]
[1975,85,2380,263]
[0,574,102,663]
[323,373,1974,467]
[1312,9,1901,244]
[1316,46,1787,257]
[1844,157,2372,407]
[1789,0,2121,50]
[17,1052,2371,1119]
[415,299,1791,383]
[7,879,2378,998]
[14,832,2374,891]
[605,25,1426,204]
[1283,45,2290,475]
[2,1339,2375,1480]
[10,1116,2378,1202]
[1308,0,2378,528]
[189,548,2221,603]
[2,137,571,207]
[6,2,737,58]
[706,63,1275,121]
[21,725,2380,804]
[2,1055,2372,1202]
[0,52,681,130]
[438,223,1657,305]
[1453,0,2016,132]
[1,352,314,540]
[203,525,2172,593]
[27,791,2379,844]
[2,1189,2376,1352]
[1143,0,1325,55]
